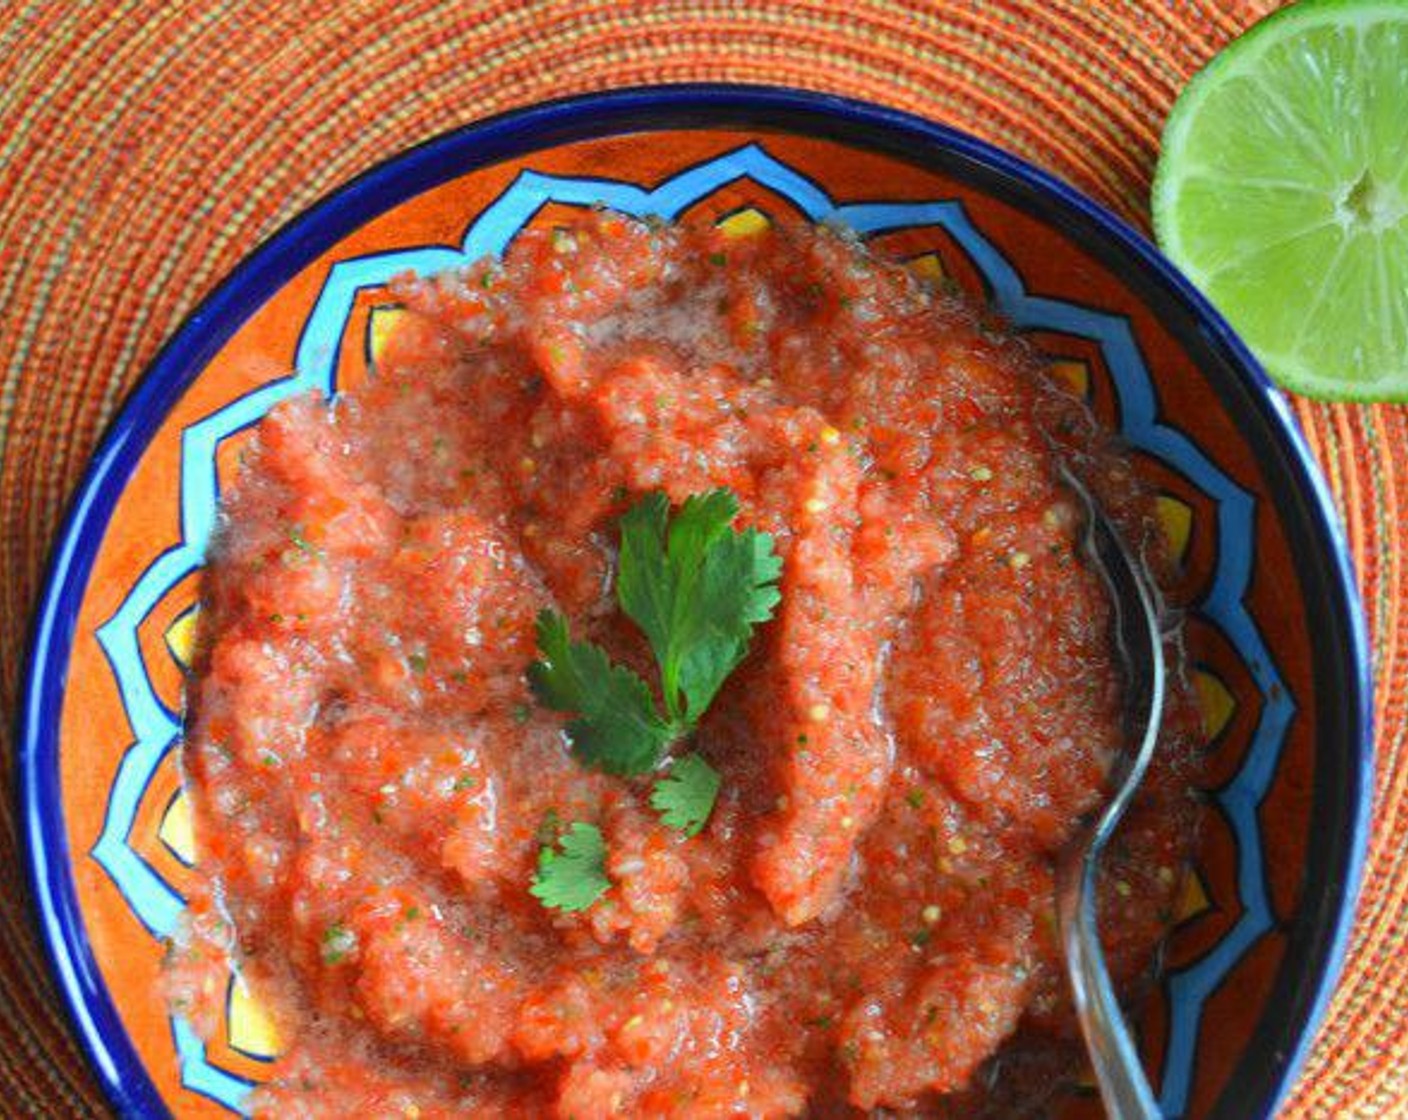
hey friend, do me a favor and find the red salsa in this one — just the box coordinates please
[171,213,1201,1117]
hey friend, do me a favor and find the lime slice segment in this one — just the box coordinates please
[1153,0,1408,401]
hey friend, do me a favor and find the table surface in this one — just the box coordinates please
[1,1,1403,1115]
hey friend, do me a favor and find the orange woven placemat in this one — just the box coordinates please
[0,2,1402,1115]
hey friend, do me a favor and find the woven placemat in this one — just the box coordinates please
[1,2,1402,1115]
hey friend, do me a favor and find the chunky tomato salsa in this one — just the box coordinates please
[171,213,1200,1117]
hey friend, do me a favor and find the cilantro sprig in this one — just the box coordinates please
[528,488,780,779]
[526,489,780,913]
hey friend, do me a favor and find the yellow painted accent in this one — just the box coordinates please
[1174,869,1213,923]
[368,305,408,366]
[164,606,199,669]
[159,791,197,864]
[1192,668,1236,741]
[228,974,283,1059]
[1048,358,1091,398]
[1155,494,1194,564]
[716,208,771,237]
[906,252,946,281]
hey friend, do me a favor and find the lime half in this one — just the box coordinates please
[1153,0,1408,401]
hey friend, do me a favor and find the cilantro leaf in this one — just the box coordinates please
[617,489,782,723]
[650,753,722,837]
[527,610,675,776]
[529,821,610,912]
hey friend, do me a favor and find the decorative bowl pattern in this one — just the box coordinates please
[20,87,1369,1119]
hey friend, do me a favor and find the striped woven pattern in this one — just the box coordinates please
[0,2,1402,1115]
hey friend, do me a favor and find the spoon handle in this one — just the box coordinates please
[1058,851,1162,1119]
[1054,463,1167,1120]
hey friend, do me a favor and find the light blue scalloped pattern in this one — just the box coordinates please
[92,143,1287,1117]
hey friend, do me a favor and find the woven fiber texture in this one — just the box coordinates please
[0,1,1403,1115]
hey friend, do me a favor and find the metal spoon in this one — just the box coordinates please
[1054,465,1167,1120]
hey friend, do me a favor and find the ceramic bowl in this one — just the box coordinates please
[19,86,1371,1119]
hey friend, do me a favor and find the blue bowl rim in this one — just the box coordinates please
[16,83,1372,1120]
